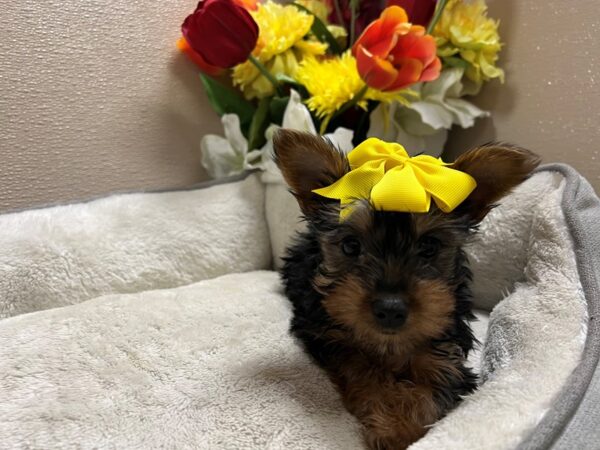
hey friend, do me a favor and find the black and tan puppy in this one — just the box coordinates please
[273,130,540,450]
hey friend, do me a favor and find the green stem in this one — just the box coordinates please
[426,0,449,34]
[354,106,370,141]
[349,0,358,44]
[248,54,283,97]
[321,84,368,134]
[332,0,345,29]
[319,116,332,135]
[333,84,369,120]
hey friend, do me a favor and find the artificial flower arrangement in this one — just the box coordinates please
[177,0,504,181]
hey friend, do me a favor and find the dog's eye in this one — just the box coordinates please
[341,237,361,257]
[418,236,441,259]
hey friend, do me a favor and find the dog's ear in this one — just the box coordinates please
[273,129,350,216]
[452,143,541,222]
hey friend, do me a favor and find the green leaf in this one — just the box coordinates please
[199,73,256,131]
[247,55,284,97]
[442,56,469,70]
[269,96,290,125]
[247,97,271,150]
[349,0,358,45]
[274,74,309,98]
[292,3,343,55]
[275,74,300,86]
[426,0,449,34]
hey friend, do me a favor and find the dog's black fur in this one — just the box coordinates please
[273,129,540,449]
[281,210,478,410]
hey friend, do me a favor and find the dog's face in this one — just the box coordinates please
[310,202,471,349]
[274,130,540,350]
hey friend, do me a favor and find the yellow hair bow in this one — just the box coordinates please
[313,138,477,217]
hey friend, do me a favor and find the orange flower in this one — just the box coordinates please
[352,6,441,91]
[233,0,258,10]
[176,37,223,76]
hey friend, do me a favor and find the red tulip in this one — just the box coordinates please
[182,0,259,69]
[386,0,437,27]
[352,6,441,91]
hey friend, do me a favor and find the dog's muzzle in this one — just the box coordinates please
[371,295,408,330]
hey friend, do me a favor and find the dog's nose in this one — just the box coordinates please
[371,296,408,329]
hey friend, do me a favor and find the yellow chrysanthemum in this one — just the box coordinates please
[433,0,504,93]
[296,52,366,120]
[296,52,415,131]
[232,2,327,99]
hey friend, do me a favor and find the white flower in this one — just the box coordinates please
[252,90,354,184]
[201,90,354,181]
[368,67,489,157]
[200,114,257,179]
[282,89,319,133]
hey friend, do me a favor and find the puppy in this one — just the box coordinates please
[273,129,540,449]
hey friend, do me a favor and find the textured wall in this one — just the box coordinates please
[445,0,600,193]
[1,0,599,213]
[0,0,221,213]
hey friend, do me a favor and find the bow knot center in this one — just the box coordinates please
[385,153,409,170]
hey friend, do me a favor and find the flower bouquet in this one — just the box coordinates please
[177,0,504,181]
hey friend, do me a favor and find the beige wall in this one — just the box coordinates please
[445,0,600,193]
[0,0,221,213]
[1,0,599,213]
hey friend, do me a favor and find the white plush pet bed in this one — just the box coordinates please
[0,166,599,449]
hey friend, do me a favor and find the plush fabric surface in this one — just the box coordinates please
[411,171,587,450]
[0,270,489,449]
[0,168,593,449]
[0,272,363,449]
[518,165,600,450]
[0,174,271,319]
[264,183,305,269]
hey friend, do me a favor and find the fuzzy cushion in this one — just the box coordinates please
[0,272,363,449]
[412,171,587,449]
[0,167,595,449]
[0,270,491,449]
[0,174,271,319]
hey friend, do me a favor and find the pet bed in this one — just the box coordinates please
[0,165,598,449]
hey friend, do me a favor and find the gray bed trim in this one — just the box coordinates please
[518,164,600,450]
